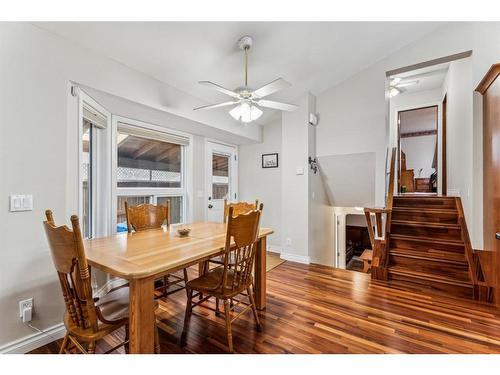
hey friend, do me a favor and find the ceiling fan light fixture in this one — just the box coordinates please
[389,87,401,98]
[229,101,263,123]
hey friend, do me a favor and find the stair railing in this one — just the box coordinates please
[364,147,396,281]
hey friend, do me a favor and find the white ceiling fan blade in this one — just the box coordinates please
[396,80,419,88]
[252,78,291,98]
[198,81,240,99]
[257,100,298,112]
[193,101,238,111]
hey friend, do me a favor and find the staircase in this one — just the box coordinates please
[387,195,473,299]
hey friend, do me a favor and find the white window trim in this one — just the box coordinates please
[111,115,194,232]
[77,89,112,238]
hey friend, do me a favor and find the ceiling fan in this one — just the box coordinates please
[194,35,298,123]
[389,77,419,97]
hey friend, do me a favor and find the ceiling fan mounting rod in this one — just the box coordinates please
[244,46,248,86]
[238,35,253,88]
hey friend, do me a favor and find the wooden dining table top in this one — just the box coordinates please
[85,221,273,280]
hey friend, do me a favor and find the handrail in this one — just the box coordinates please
[364,147,396,281]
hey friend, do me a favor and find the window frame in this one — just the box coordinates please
[77,90,111,239]
[111,115,193,232]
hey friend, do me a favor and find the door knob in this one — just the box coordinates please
[208,204,213,209]
[496,233,500,240]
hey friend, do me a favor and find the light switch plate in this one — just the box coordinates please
[296,167,304,175]
[10,195,33,212]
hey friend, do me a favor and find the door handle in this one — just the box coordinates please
[496,233,500,240]
[208,204,213,209]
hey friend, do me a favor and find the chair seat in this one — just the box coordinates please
[187,267,250,297]
[96,285,130,322]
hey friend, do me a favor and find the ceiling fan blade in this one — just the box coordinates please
[257,99,298,112]
[193,101,238,111]
[396,80,419,88]
[199,81,240,99]
[252,78,291,98]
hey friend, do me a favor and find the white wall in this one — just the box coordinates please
[401,135,437,178]
[308,94,334,266]
[0,22,253,350]
[239,119,282,250]
[316,22,500,249]
[441,58,474,225]
[281,96,310,262]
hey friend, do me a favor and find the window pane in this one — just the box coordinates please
[213,154,229,176]
[157,196,184,224]
[212,154,229,199]
[116,196,151,232]
[117,132,182,188]
[82,120,92,238]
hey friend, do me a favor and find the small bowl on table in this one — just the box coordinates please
[176,226,191,238]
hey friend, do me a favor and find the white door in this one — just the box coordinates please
[206,142,238,222]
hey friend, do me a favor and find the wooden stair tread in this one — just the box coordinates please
[389,248,467,264]
[390,233,464,246]
[392,220,460,229]
[392,207,457,214]
[394,195,456,200]
[388,267,472,288]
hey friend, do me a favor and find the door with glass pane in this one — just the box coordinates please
[206,142,237,222]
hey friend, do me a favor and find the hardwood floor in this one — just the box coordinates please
[30,261,500,354]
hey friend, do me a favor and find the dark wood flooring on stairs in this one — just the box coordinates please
[388,195,474,299]
[30,262,500,354]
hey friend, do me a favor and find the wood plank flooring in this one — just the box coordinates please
[30,261,500,354]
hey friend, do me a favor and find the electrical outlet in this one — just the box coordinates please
[286,238,292,246]
[19,298,33,322]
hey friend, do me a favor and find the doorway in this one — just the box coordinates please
[397,106,438,194]
[206,141,238,222]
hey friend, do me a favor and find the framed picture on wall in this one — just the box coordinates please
[262,153,279,168]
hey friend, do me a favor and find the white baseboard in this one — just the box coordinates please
[267,245,282,254]
[0,323,65,354]
[280,252,310,264]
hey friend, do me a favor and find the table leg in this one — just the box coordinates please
[129,277,155,354]
[254,236,267,310]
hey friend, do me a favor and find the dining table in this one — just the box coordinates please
[84,221,273,354]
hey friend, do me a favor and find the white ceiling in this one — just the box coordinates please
[391,62,449,94]
[35,22,444,125]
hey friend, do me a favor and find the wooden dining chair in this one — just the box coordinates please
[124,201,188,298]
[223,199,259,223]
[43,210,161,354]
[181,204,264,353]
[204,199,259,269]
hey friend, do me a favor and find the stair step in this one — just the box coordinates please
[390,234,465,254]
[389,254,470,281]
[389,248,467,264]
[391,220,462,241]
[392,207,458,224]
[393,196,457,210]
[389,266,472,289]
